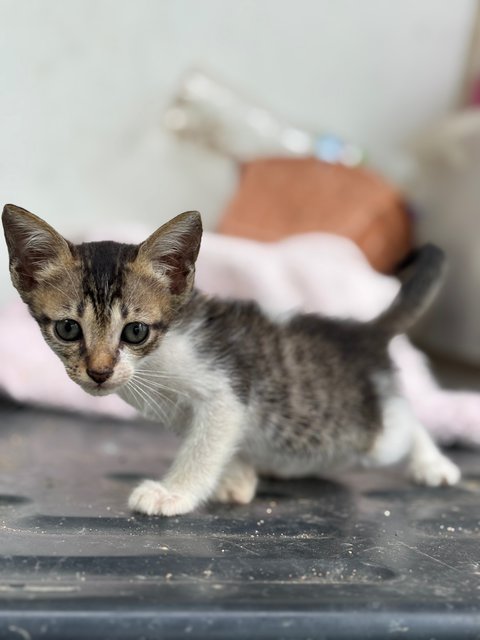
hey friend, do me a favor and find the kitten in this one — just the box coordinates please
[2,204,460,516]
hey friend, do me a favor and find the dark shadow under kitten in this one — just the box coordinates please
[2,204,460,516]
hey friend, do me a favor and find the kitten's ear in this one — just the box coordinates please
[2,204,73,293]
[138,211,202,296]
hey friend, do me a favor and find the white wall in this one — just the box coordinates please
[0,0,476,303]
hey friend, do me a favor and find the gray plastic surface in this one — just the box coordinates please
[0,400,479,639]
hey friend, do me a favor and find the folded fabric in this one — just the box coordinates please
[1,227,479,446]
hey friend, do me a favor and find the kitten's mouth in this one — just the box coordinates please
[72,370,132,396]
[83,381,121,396]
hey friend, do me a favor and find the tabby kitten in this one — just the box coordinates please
[2,204,460,516]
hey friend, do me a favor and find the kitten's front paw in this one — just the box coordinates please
[409,454,461,487]
[128,480,197,516]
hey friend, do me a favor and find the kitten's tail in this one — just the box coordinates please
[372,244,445,337]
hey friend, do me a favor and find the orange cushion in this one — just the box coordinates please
[217,157,412,273]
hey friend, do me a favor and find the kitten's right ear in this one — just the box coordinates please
[2,204,73,293]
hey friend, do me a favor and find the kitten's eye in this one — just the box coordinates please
[121,322,149,344]
[55,319,82,342]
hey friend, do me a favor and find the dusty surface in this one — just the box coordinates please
[0,398,479,639]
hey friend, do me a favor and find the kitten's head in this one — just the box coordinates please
[2,204,202,396]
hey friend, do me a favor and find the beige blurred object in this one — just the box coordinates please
[164,69,365,167]
[408,109,480,364]
[163,69,317,161]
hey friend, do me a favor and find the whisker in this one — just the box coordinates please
[133,373,190,401]
[134,369,186,380]
[133,378,175,422]
[127,379,169,424]
[127,379,158,417]
[132,375,184,409]
[133,374,173,395]
[124,380,143,409]
[134,384,169,422]
[133,373,190,391]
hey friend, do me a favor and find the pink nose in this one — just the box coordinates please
[86,368,113,384]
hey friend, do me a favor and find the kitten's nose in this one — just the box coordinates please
[86,367,113,384]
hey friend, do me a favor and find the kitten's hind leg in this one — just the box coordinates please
[213,457,258,505]
[129,394,245,516]
[367,388,460,486]
[407,421,461,487]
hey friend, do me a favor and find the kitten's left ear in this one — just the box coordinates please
[2,204,73,294]
[138,211,203,296]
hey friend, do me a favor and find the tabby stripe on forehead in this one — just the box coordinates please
[78,241,138,318]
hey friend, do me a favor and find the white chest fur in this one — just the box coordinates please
[117,328,229,427]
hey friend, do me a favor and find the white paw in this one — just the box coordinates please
[409,454,461,487]
[128,480,197,516]
[213,466,258,505]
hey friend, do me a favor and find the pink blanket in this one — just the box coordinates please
[2,228,480,446]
